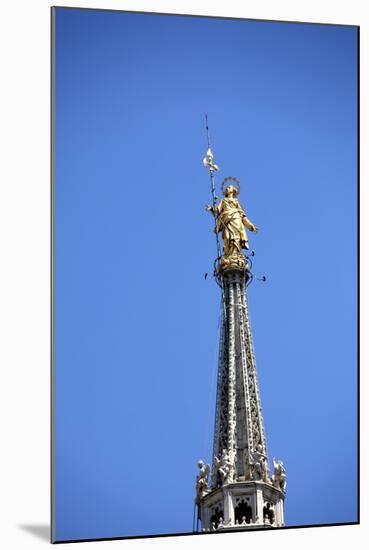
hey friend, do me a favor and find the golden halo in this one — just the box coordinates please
[221,176,241,196]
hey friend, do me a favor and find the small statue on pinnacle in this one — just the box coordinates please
[207,177,258,270]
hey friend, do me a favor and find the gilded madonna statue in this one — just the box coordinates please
[207,178,258,269]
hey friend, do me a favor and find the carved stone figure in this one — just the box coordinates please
[250,444,267,480]
[263,502,275,524]
[196,460,210,502]
[272,459,287,492]
[214,449,233,486]
[207,180,258,269]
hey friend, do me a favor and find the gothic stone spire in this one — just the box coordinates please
[196,174,286,531]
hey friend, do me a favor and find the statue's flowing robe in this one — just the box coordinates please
[215,197,254,251]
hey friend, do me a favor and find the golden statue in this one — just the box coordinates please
[207,178,258,270]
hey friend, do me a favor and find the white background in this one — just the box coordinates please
[0,1,366,549]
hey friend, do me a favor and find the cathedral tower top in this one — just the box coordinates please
[195,118,286,532]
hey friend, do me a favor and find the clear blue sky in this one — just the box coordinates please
[53,7,358,542]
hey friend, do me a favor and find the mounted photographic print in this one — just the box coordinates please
[51,6,359,543]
